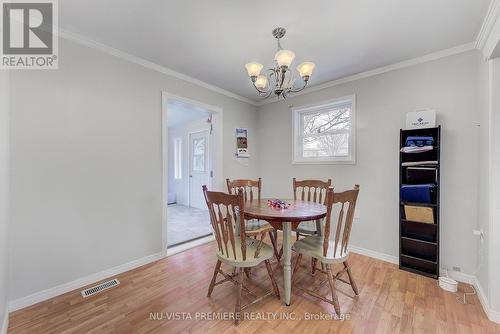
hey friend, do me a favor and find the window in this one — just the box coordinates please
[192,137,206,172]
[174,138,182,179]
[293,95,355,164]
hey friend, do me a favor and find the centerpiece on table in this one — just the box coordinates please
[267,199,290,210]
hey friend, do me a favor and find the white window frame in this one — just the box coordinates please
[173,137,182,179]
[292,95,356,164]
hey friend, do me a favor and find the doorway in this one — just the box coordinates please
[162,92,223,255]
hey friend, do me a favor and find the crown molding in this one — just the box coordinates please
[256,43,475,106]
[58,28,477,108]
[58,29,258,106]
[475,0,500,53]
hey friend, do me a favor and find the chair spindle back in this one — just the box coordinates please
[293,178,332,204]
[323,185,360,258]
[226,178,262,202]
[203,185,247,261]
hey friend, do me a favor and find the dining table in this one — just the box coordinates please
[244,198,327,306]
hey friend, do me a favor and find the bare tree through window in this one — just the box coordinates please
[301,106,351,157]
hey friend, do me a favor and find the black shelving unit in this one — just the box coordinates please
[399,126,440,279]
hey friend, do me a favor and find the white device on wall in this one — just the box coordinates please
[235,127,250,158]
[406,109,436,129]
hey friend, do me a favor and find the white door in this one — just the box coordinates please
[189,130,209,209]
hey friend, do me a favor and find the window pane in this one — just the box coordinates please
[302,107,350,135]
[193,138,205,155]
[192,137,206,172]
[192,154,205,172]
[174,138,182,179]
[293,97,355,163]
[302,133,349,157]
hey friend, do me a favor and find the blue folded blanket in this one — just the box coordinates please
[405,136,434,147]
[400,184,436,203]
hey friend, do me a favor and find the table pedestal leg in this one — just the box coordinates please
[315,219,322,236]
[316,219,326,272]
[283,222,292,306]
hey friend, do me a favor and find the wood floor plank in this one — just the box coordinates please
[7,238,500,334]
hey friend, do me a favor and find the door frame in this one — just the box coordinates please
[161,91,223,256]
[188,128,211,208]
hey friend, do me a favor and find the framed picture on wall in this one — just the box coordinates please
[236,128,249,157]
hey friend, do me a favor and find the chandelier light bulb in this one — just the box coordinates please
[245,62,263,78]
[274,49,295,68]
[297,62,316,80]
[254,75,268,89]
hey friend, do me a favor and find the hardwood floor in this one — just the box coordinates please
[8,239,500,334]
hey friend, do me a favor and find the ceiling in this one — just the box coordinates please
[60,0,491,103]
[166,100,209,128]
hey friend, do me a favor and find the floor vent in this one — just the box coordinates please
[81,278,120,298]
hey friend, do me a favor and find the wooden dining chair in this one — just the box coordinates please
[293,178,332,239]
[203,185,280,325]
[292,185,360,315]
[226,178,279,260]
[276,178,332,262]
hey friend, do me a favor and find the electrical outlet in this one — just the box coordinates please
[452,266,461,272]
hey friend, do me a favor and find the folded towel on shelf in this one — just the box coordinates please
[401,161,438,167]
[405,136,434,147]
[400,145,433,153]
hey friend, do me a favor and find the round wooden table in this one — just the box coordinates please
[244,199,327,306]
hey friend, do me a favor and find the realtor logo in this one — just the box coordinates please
[1,0,58,69]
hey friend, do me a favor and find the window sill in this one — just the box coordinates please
[292,159,356,165]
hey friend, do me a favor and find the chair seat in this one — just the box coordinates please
[245,219,274,233]
[294,221,318,235]
[292,235,349,264]
[216,237,274,268]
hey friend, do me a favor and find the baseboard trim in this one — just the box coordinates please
[437,269,500,323]
[7,240,500,324]
[1,311,8,334]
[347,245,499,324]
[439,268,475,284]
[8,252,163,312]
[167,235,215,256]
[349,245,399,265]
[473,277,500,323]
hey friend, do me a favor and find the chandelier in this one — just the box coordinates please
[245,27,315,99]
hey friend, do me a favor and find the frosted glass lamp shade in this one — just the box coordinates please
[245,62,263,77]
[297,62,315,79]
[254,75,268,89]
[274,49,295,68]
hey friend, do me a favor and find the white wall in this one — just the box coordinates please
[489,57,500,313]
[257,50,484,275]
[8,38,258,301]
[6,35,496,317]
[476,52,491,303]
[0,71,10,332]
[168,117,210,206]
